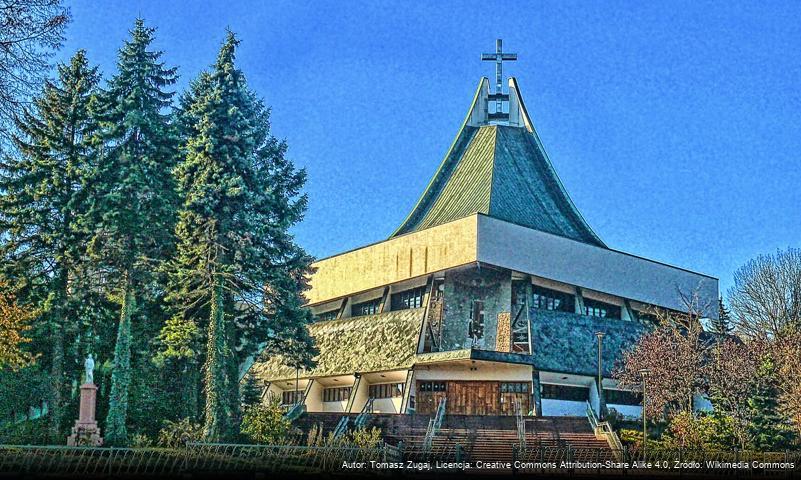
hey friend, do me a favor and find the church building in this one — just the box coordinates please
[250,40,718,420]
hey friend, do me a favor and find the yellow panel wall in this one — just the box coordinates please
[307,216,479,305]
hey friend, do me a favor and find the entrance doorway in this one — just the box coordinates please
[416,380,530,415]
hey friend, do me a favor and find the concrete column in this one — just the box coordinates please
[531,370,542,416]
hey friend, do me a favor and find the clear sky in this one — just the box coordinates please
[58,1,801,296]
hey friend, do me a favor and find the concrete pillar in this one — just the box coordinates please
[531,370,542,416]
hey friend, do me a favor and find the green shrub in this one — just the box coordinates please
[157,418,203,448]
[348,427,382,449]
[0,418,49,445]
[130,433,154,448]
[240,399,291,445]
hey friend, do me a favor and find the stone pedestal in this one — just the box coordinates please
[66,383,103,446]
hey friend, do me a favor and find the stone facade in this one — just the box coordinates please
[441,266,511,351]
[530,309,651,376]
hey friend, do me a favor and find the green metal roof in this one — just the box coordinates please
[392,82,604,248]
[250,308,425,381]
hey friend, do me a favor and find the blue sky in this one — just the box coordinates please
[59,1,801,296]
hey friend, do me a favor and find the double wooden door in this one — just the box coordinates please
[416,381,529,416]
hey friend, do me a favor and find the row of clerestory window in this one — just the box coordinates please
[315,285,428,321]
[531,285,655,322]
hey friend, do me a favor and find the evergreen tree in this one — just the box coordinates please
[710,297,734,336]
[240,370,262,409]
[748,356,796,450]
[169,32,314,441]
[0,50,100,441]
[87,19,178,446]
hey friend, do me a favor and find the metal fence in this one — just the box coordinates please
[0,442,402,476]
[1,443,799,476]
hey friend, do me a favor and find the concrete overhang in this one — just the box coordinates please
[306,214,719,318]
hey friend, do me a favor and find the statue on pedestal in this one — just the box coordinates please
[67,353,103,446]
[84,353,94,384]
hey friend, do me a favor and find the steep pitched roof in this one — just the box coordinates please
[392,78,604,248]
[250,308,425,381]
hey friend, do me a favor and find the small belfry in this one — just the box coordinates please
[247,41,718,431]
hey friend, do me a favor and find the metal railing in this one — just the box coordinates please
[283,402,305,421]
[586,400,623,458]
[354,398,374,429]
[423,397,447,453]
[1,443,798,475]
[332,415,349,439]
[514,396,526,451]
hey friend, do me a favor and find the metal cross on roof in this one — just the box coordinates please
[481,39,517,114]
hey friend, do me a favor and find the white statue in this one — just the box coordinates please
[84,354,95,384]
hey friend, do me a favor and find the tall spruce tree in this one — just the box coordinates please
[711,297,734,336]
[87,19,178,445]
[0,50,100,441]
[169,32,314,441]
[748,356,796,450]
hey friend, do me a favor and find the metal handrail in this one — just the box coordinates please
[332,416,349,439]
[586,400,624,457]
[514,397,526,451]
[354,398,374,429]
[423,397,447,453]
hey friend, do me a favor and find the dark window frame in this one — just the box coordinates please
[583,298,621,319]
[541,384,590,402]
[368,382,404,399]
[281,390,302,405]
[322,386,352,403]
[532,286,575,313]
[315,309,338,322]
[604,389,642,406]
[352,298,382,317]
[391,286,427,311]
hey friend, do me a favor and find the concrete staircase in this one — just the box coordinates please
[292,413,614,462]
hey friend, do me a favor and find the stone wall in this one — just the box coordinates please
[441,266,511,351]
[530,309,651,376]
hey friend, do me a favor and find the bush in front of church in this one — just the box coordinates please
[240,398,291,445]
[157,418,203,448]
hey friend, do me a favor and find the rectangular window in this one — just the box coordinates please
[315,309,338,322]
[636,310,657,324]
[532,286,575,312]
[368,383,404,399]
[541,384,590,402]
[604,389,643,406]
[281,390,302,405]
[322,387,352,403]
[351,298,381,317]
[469,300,485,342]
[583,298,621,319]
[418,381,446,392]
[390,286,427,311]
[500,382,530,394]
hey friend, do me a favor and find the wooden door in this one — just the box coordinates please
[416,381,446,415]
[499,382,531,415]
[446,381,499,415]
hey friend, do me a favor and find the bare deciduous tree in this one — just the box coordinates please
[0,0,70,145]
[728,248,801,339]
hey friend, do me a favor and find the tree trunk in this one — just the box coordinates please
[104,275,135,446]
[47,268,68,443]
[48,312,64,443]
[203,275,230,441]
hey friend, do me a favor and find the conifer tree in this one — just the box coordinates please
[711,297,734,336]
[169,32,314,441]
[748,356,796,450]
[0,50,100,441]
[88,19,178,446]
[240,370,262,409]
